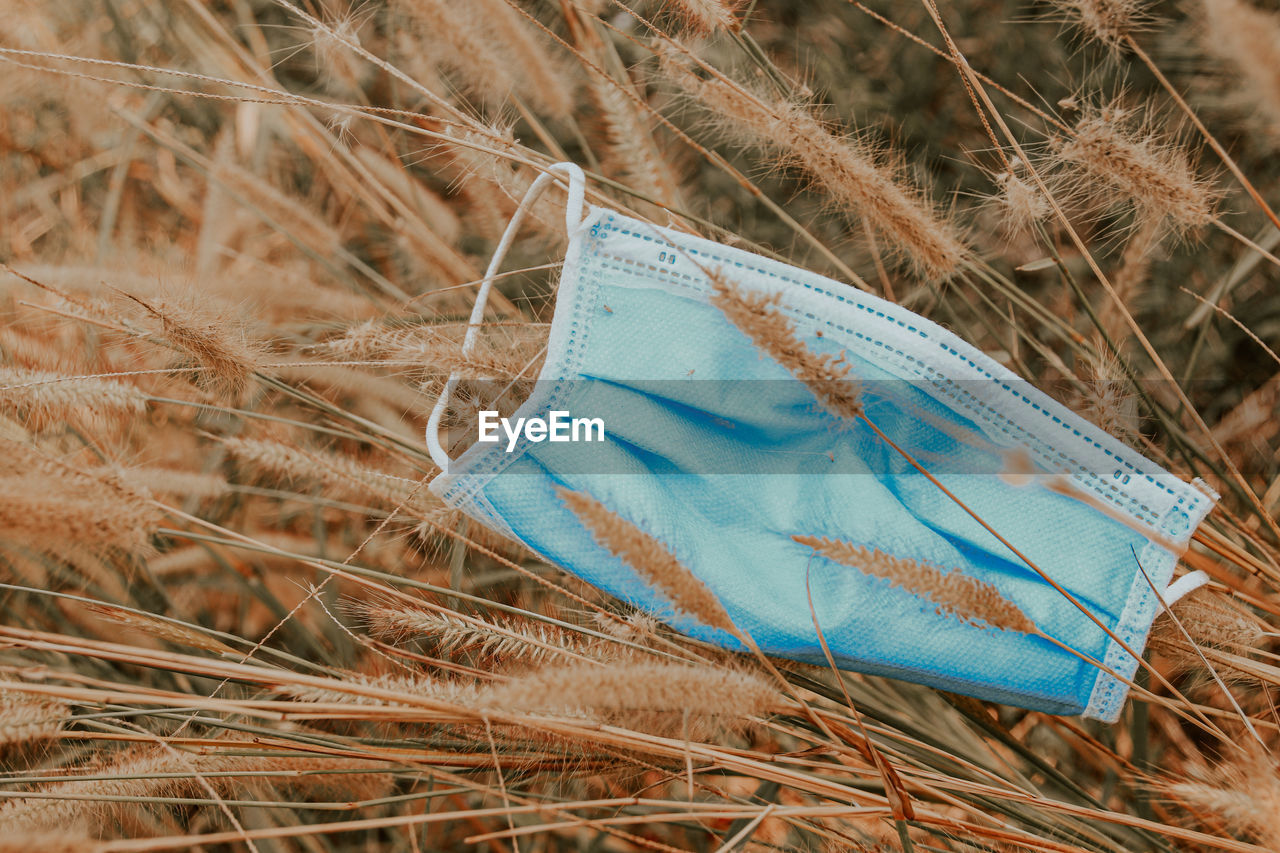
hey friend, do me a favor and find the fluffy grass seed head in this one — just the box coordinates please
[0,690,69,748]
[353,600,599,665]
[709,273,863,421]
[665,54,966,279]
[0,367,147,433]
[1149,587,1266,676]
[794,535,1038,634]
[1050,0,1155,50]
[989,158,1052,234]
[663,0,743,35]
[0,833,102,853]
[480,660,779,737]
[1051,104,1216,236]
[558,487,736,634]
[1161,748,1280,841]
[123,293,262,401]
[396,0,572,119]
[0,451,162,557]
[0,745,389,832]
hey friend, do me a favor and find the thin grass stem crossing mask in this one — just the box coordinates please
[428,163,1216,722]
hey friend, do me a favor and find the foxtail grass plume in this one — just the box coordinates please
[0,450,162,557]
[83,603,238,656]
[308,11,370,95]
[663,0,742,35]
[0,367,146,432]
[480,660,778,737]
[354,601,599,664]
[1074,344,1140,439]
[222,436,444,521]
[123,293,261,401]
[991,160,1051,234]
[1149,587,1265,676]
[584,62,684,214]
[709,273,863,421]
[1052,105,1215,234]
[1050,0,1154,49]
[794,535,1038,633]
[396,0,572,118]
[0,690,69,748]
[665,55,966,279]
[278,671,482,708]
[0,834,101,853]
[558,487,736,634]
[443,124,570,241]
[318,319,544,381]
[0,744,390,832]
[1163,749,1280,842]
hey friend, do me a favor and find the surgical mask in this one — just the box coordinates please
[427,162,1215,722]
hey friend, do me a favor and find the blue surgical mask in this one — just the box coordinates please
[427,163,1215,722]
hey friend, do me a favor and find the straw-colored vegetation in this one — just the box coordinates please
[1,0,1279,850]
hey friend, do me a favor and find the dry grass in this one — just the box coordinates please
[1,0,1280,850]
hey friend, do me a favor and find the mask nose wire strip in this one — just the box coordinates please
[1160,569,1211,610]
[426,162,587,469]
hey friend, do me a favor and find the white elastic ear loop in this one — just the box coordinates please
[426,162,587,469]
[1160,569,1211,610]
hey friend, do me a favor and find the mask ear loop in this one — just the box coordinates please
[426,162,587,469]
[1159,568,1210,610]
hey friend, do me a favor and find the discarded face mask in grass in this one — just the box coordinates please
[427,163,1217,723]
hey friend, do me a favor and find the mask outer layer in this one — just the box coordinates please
[429,164,1216,722]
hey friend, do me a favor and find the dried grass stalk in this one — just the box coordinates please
[709,273,863,420]
[557,487,736,634]
[0,745,390,832]
[794,535,1038,633]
